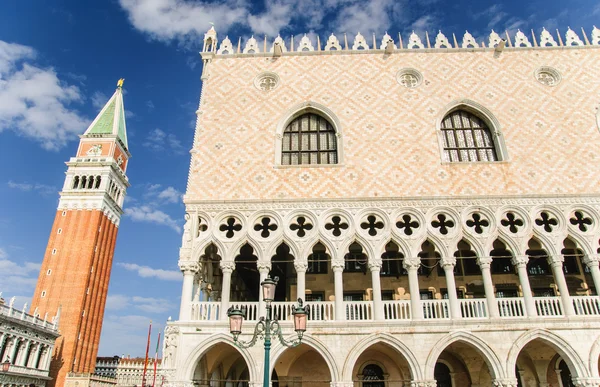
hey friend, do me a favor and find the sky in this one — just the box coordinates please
[0,0,598,358]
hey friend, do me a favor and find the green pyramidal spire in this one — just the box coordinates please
[84,79,128,149]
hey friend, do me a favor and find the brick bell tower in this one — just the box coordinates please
[30,79,131,387]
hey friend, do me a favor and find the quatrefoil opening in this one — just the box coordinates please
[396,214,419,236]
[431,214,455,235]
[570,211,592,232]
[325,215,349,237]
[254,217,278,238]
[535,211,558,233]
[360,215,384,236]
[500,212,524,234]
[466,213,489,234]
[290,216,313,237]
[219,217,242,239]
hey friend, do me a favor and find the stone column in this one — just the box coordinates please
[294,261,308,302]
[369,261,384,320]
[28,343,42,368]
[549,257,575,316]
[478,257,499,318]
[9,338,20,363]
[220,262,235,321]
[178,261,200,321]
[404,259,423,320]
[512,256,537,317]
[332,261,345,320]
[442,259,461,319]
[257,262,271,318]
[583,255,600,295]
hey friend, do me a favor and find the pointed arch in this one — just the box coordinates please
[425,331,504,379]
[275,101,343,165]
[266,236,300,263]
[436,98,508,162]
[229,237,263,262]
[588,335,600,377]
[506,329,588,379]
[303,236,337,261]
[564,233,594,257]
[193,239,226,263]
[457,235,485,258]
[269,334,340,382]
[340,235,374,262]
[178,333,259,382]
[342,333,422,380]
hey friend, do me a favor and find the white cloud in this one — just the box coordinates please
[124,205,182,232]
[106,293,175,313]
[156,186,182,204]
[117,263,181,281]
[91,91,108,110]
[143,128,184,154]
[0,40,88,150]
[0,257,41,296]
[8,180,57,195]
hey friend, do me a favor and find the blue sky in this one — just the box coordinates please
[0,0,598,357]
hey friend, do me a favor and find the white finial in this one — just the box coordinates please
[324,33,342,51]
[297,34,314,52]
[514,29,532,47]
[379,32,396,50]
[243,36,260,53]
[434,30,451,48]
[352,32,369,50]
[489,30,502,48]
[407,31,423,49]
[539,27,557,47]
[462,30,478,48]
[565,27,584,46]
[592,26,600,45]
[217,36,234,55]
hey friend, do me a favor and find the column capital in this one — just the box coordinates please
[368,259,382,271]
[511,255,529,267]
[294,261,308,272]
[583,254,600,266]
[572,378,600,387]
[410,381,437,387]
[402,258,420,270]
[219,261,235,273]
[441,257,456,269]
[257,261,271,272]
[493,379,519,387]
[178,260,200,274]
[332,260,345,270]
[477,257,492,269]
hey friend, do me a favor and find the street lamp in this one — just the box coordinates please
[227,276,308,387]
[2,359,10,372]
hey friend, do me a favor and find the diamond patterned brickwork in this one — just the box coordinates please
[187,48,600,202]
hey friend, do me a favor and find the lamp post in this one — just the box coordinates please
[227,276,308,387]
[2,359,10,372]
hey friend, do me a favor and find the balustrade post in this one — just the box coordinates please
[369,261,384,320]
[220,262,235,321]
[332,262,345,320]
[178,261,200,321]
[549,258,575,316]
[583,255,600,295]
[403,259,423,320]
[294,261,308,302]
[442,259,461,319]
[512,256,537,317]
[478,257,499,318]
[257,262,271,317]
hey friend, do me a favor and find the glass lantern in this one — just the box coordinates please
[261,276,279,303]
[227,308,245,338]
[292,299,308,336]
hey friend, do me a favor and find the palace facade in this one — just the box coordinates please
[165,26,600,387]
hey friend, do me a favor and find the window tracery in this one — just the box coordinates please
[281,113,338,165]
[440,109,498,162]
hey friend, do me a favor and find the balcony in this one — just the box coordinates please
[189,295,600,322]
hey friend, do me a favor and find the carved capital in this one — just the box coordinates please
[403,258,421,270]
[441,258,456,269]
[331,260,345,270]
[178,260,200,274]
[583,254,600,267]
[257,261,271,272]
[368,259,382,271]
[294,261,308,272]
[572,378,600,387]
[511,255,529,268]
[410,381,437,387]
[220,261,235,273]
[477,257,492,269]
[493,379,519,387]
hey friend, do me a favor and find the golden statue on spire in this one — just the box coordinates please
[117,78,125,88]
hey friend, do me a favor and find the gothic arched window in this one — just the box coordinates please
[281,113,338,165]
[440,109,499,162]
[361,364,385,387]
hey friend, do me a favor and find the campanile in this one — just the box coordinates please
[30,79,130,387]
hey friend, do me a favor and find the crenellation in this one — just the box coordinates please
[203,26,600,58]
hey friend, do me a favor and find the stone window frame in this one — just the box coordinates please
[274,101,344,167]
[435,99,509,164]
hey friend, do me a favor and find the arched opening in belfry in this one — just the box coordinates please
[192,342,249,387]
[232,243,259,302]
[198,243,222,302]
[351,342,413,386]
[270,242,294,302]
[514,339,579,387]
[272,344,332,387]
[525,238,554,297]
[561,237,592,295]
[433,341,493,387]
